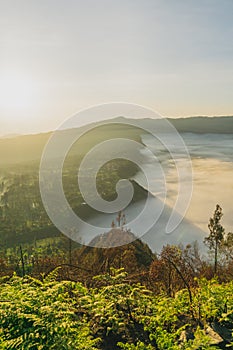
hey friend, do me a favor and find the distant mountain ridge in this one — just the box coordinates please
[169,116,233,134]
[0,116,232,165]
[117,116,233,134]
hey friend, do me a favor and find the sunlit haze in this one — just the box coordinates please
[0,0,233,136]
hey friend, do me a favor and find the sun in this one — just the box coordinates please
[0,73,36,115]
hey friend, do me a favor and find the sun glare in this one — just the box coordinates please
[0,74,36,115]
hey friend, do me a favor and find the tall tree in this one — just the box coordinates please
[204,204,225,275]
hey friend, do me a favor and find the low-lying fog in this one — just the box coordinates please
[79,133,233,252]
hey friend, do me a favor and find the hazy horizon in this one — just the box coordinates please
[1,114,233,138]
[1,0,233,136]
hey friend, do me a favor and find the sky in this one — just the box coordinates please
[0,0,233,135]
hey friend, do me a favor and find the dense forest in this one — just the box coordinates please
[0,205,233,349]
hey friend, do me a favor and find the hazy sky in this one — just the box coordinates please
[0,0,233,135]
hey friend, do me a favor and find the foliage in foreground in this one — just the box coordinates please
[1,268,233,349]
